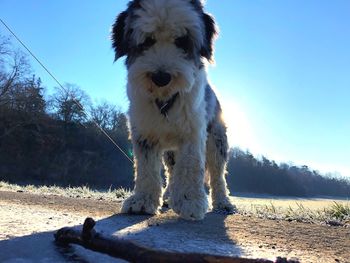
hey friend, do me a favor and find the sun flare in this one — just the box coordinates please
[221,99,260,154]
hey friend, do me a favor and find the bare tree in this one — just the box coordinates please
[90,101,118,130]
[0,35,31,106]
[50,84,91,124]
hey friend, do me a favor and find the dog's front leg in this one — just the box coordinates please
[169,142,208,220]
[121,138,162,215]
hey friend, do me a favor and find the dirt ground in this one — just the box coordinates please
[0,190,349,263]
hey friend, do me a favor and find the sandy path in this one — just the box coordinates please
[0,190,349,263]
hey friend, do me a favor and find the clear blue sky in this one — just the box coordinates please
[1,0,349,177]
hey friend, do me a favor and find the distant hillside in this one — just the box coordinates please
[227,148,350,197]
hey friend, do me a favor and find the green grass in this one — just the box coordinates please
[327,201,350,220]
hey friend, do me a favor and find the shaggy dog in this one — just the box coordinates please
[112,0,236,220]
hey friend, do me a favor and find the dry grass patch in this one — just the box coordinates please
[231,196,350,226]
[0,181,130,201]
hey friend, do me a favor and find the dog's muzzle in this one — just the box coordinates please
[151,71,171,87]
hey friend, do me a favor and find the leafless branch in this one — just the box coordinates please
[55,217,279,263]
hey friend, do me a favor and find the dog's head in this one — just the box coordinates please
[111,0,217,99]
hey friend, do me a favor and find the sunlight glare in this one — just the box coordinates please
[221,99,261,154]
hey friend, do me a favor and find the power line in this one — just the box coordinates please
[0,18,134,164]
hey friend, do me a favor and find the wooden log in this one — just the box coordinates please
[54,217,296,263]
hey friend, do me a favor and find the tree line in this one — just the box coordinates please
[0,35,133,188]
[0,35,349,197]
[227,148,350,197]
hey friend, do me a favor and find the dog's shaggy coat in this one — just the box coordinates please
[112,0,236,220]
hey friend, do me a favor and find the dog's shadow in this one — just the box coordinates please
[90,210,243,258]
[0,211,243,262]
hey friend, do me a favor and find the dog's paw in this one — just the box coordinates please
[170,194,208,220]
[121,194,159,215]
[212,198,237,215]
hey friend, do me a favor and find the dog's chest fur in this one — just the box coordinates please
[128,70,208,149]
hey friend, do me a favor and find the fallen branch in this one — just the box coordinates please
[54,217,297,263]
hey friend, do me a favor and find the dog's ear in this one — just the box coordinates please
[112,11,129,61]
[200,13,218,63]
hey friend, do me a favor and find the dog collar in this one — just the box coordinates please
[155,92,179,117]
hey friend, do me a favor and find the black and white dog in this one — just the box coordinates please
[112,0,236,220]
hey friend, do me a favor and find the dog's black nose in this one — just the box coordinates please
[151,71,171,87]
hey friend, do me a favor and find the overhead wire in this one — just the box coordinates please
[0,18,134,164]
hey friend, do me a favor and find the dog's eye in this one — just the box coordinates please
[175,35,192,54]
[137,36,156,51]
[143,36,156,48]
